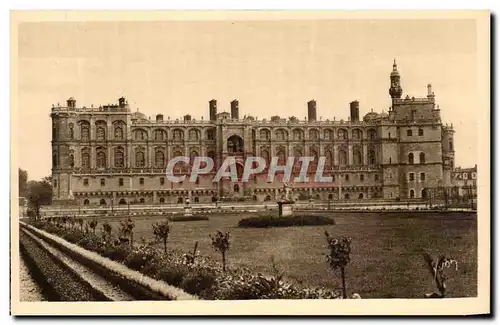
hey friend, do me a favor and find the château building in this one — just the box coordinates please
[50,61,456,206]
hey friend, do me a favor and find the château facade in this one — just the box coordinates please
[50,61,456,206]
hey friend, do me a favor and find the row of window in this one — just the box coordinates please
[408,152,426,164]
[83,177,200,187]
[406,128,425,137]
[409,189,427,199]
[259,128,377,141]
[408,172,426,182]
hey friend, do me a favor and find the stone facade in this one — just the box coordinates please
[50,61,456,206]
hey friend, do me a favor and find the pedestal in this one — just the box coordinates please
[277,200,294,217]
[184,206,193,217]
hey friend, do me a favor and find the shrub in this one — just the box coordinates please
[167,215,209,222]
[180,267,218,297]
[210,230,231,272]
[152,219,171,253]
[124,246,158,271]
[238,215,335,228]
[325,231,352,299]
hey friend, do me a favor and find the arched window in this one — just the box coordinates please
[154,129,165,141]
[227,135,244,153]
[135,149,145,168]
[408,153,414,164]
[328,193,333,200]
[96,126,106,141]
[310,149,318,167]
[419,152,426,164]
[339,148,348,165]
[80,122,90,141]
[353,147,362,165]
[81,148,90,168]
[173,129,183,141]
[155,150,165,168]
[96,150,106,168]
[114,126,123,140]
[260,129,270,140]
[177,197,183,204]
[421,189,427,199]
[261,149,270,165]
[368,148,376,165]
[139,198,145,204]
[100,199,106,205]
[344,193,350,200]
[409,189,415,198]
[338,129,347,140]
[114,148,124,167]
[134,129,147,141]
[358,193,364,199]
[189,129,199,141]
[264,195,271,201]
[277,149,286,165]
[325,150,333,168]
[293,129,303,140]
[194,197,199,203]
[275,129,286,141]
[309,129,319,140]
[368,129,377,140]
[119,198,127,205]
[418,128,424,136]
[69,154,74,168]
[324,129,333,140]
[352,129,362,140]
[68,123,74,140]
[234,184,240,193]
[206,129,215,140]
[83,199,90,205]
[190,150,199,165]
[159,197,165,204]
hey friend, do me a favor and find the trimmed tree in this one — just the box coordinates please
[324,231,352,299]
[210,230,231,272]
[152,219,171,253]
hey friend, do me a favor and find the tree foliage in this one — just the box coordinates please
[19,168,28,198]
[26,177,53,219]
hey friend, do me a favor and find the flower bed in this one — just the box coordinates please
[238,214,336,228]
[27,218,348,300]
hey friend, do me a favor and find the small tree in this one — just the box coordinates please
[120,217,135,246]
[422,252,458,298]
[102,222,112,242]
[88,219,98,235]
[210,230,231,272]
[77,218,84,232]
[184,241,199,265]
[26,178,53,220]
[324,231,352,299]
[152,219,171,253]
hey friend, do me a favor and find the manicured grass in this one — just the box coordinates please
[102,211,477,298]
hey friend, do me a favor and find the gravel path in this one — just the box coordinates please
[19,255,45,301]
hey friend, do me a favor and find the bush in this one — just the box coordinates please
[168,215,209,222]
[180,268,218,297]
[238,214,336,228]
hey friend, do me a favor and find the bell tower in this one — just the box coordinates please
[389,59,403,100]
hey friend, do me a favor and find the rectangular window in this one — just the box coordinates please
[53,180,57,188]
[160,177,165,185]
[100,178,105,186]
[409,173,414,181]
[360,174,364,182]
[332,174,335,182]
[195,177,200,185]
[375,174,379,181]
[140,178,144,185]
[418,128,424,136]
[119,178,124,186]
[345,174,349,181]
[83,178,89,186]
[407,129,412,136]
[420,173,425,181]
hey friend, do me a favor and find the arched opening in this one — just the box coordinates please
[233,184,240,193]
[315,194,320,200]
[328,193,333,200]
[194,197,199,203]
[358,193,364,199]
[99,199,106,205]
[344,193,350,200]
[252,195,257,201]
[177,197,183,204]
[419,152,426,164]
[211,196,217,202]
[409,189,415,198]
[227,135,244,153]
[264,195,271,201]
[159,197,165,204]
[408,153,414,164]
[119,198,127,205]
[139,198,145,204]
[421,189,427,199]
[83,199,90,206]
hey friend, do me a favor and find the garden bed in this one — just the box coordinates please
[238,214,336,228]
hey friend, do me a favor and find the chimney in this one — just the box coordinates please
[184,114,192,121]
[307,100,317,122]
[350,101,360,122]
[156,114,164,122]
[67,97,76,108]
[209,99,217,121]
[231,100,239,120]
[118,97,126,108]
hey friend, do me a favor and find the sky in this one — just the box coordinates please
[16,19,479,181]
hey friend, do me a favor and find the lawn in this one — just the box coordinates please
[102,211,477,298]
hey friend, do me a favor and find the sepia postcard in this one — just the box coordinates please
[10,10,490,316]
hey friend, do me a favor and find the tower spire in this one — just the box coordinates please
[389,59,403,100]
